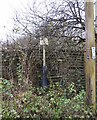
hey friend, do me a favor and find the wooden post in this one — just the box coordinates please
[95,1,97,33]
[85,0,96,112]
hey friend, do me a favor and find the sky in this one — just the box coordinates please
[0,0,97,42]
[0,0,31,42]
[0,0,55,42]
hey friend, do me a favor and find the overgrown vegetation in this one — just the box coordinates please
[1,78,95,119]
[1,0,97,119]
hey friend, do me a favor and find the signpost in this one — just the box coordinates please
[85,0,96,113]
[40,38,49,87]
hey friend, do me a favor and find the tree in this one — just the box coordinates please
[13,0,87,43]
[2,0,95,88]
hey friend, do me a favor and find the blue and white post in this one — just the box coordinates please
[40,38,49,87]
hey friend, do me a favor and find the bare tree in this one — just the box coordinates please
[3,0,94,88]
[12,0,87,44]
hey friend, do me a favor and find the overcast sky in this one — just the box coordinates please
[0,0,97,42]
[0,0,56,42]
[0,0,32,41]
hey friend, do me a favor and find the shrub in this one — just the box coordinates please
[2,81,94,119]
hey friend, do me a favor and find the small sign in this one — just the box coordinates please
[40,38,48,45]
[92,47,96,59]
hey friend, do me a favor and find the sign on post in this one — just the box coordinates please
[85,0,96,112]
[39,38,49,87]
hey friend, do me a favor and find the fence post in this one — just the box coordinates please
[85,0,96,112]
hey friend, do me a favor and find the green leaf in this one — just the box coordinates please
[23,108,29,113]
[0,84,3,89]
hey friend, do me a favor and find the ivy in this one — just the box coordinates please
[2,82,95,119]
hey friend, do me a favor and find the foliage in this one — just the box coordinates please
[1,0,97,119]
[2,80,95,119]
[2,79,14,99]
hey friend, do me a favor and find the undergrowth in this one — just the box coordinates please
[0,79,95,119]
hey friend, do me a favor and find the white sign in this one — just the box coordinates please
[40,38,48,45]
[92,47,96,59]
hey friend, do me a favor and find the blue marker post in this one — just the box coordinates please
[40,38,49,87]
